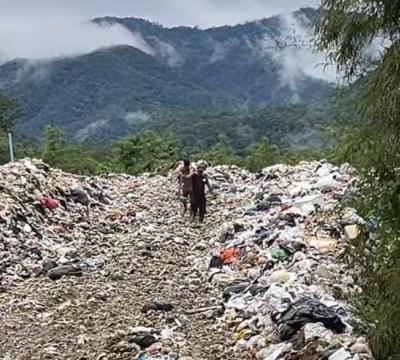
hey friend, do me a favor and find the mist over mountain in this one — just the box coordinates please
[0,7,335,145]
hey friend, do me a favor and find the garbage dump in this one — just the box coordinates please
[0,159,373,360]
[206,162,373,360]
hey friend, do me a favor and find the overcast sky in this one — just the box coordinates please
[0,0,318,27]
[0,0,319,62]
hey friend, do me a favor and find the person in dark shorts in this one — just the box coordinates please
[190,163,213,223]
[177,159,193,215]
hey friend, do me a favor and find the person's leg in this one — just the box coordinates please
[186,192,192,215]
[199,198,206,223]
[190,198,197,222]
[182,191,188,214]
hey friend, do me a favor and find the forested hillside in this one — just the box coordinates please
[0,7,333,144]
[126,105,332,154]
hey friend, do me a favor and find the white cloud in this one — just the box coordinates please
[210,42,230,63]
[0,0,319,28]
[124,111,150,125]
[0,15,152,63]
[76,118,110,140]
[75,111,151,140]
[0,0,320,63]
[150,39,185,67]
[248,13,337,99]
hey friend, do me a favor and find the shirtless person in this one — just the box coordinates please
[177,159,193,215]
[190,163,213,223]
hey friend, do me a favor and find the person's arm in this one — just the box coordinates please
[205,176,213,194]
[177,174,182,194]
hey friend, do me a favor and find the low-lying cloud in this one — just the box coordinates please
[150,39,185,67]
[247,13,337,101]
[0,16,151,63]
[124,111,151,125]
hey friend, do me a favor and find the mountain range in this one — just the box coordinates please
[0,7,334,145]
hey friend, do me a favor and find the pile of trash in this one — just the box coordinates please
[206,161,373,359]
[0,159,142,288]
[0,159,374,359]
[0,159,257,359]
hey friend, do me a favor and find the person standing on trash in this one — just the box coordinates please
[177,159,194,215]
[190,161,213,223]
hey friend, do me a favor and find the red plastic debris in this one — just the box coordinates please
[41,197,59,211]
[220,248,240,264]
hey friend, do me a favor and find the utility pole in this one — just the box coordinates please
[8,131,14,162]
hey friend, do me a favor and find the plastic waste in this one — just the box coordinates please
[269,270,293,285]
[270,248,289,262]
[67,188,89,206]
[314,175,341,191]
[366,218,380,232]
[209,255,224,269]
[47,265,83,280]
[223,282,250,299]
[292,194,325,215]
[220,248,240,264]
[344,225,362,241]
[138,354,178,360]
[41,196,59,210]
[142,301,173,313]
[234,328,254,341]
[328,348,352,360]
[132,333,158,349]
[0,159,372,359]
[273,297,346,341]
[256,343,292,360]
[350,338,373,356]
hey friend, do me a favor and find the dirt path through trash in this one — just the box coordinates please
[0,175,253,360]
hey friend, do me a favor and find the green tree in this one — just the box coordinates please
[0,129,9,164]
[41,126,105,175]
[316,2,400,358]
[0,94,23,162]
[42,126,65,163]
[245,138,278,172]
[197,134,239,165]
[115,130,181,175]
[0,94,22,132]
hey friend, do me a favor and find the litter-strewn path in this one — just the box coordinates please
[0,162,254,360]
[0,160,374,360]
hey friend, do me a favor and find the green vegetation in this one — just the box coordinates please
[0,121,327,176]
[0,94,22,132]
[146,105,332,154]
[114,130,181,175]
[0,8,331,141]
[316,1,400,358]
[41,127,106,175]
[0,93,24,163]
[245,138,278,172]
[196,135,240,166]
[0,86,338,173]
